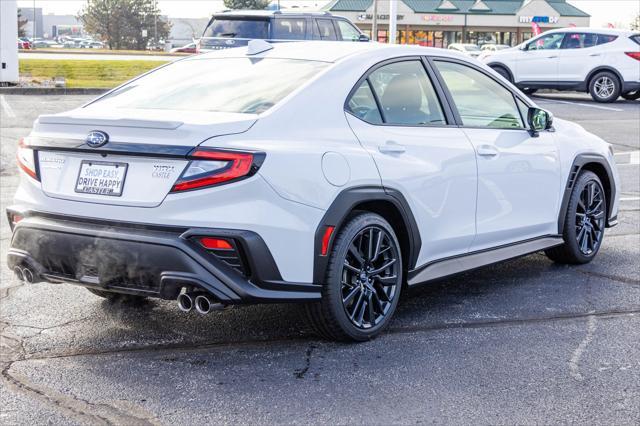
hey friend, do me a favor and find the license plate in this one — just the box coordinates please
[75,161,128,196]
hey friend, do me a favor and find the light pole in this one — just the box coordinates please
[32,0,36,40]
[371,0,378,42]
[388,0,397,44]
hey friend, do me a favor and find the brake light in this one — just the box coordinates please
[199,237,233,250]
[171,149,264,192]
[16,138,39,181]
[625,51,640,61]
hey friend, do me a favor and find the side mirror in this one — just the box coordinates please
[527,107,553,137]
[358,34,370,42]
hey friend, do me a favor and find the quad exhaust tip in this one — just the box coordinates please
[14,266,35,283]
[177,292,194,312]
[177,291,226,314]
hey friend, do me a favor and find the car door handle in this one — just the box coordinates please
[589,53,601,57]
[378,141,406,155]
[547,55,558,59]
[477,145,499,157]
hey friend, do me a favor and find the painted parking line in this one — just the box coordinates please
[0,95,16,118]
[535,98,624,112]
[615,150,640,165]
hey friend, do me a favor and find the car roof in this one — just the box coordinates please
[544,27,638,36]
[212,10,337,18]
[193,41,467,64]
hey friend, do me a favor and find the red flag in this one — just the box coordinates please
[607,23,615,28]
[531,22,542,35]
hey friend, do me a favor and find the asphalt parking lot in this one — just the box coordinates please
[1,92,638,424]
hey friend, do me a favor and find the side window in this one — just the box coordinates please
[367,61,446,126]
[346,81,383,124]
[337,20,361,41]
[272,18,306,40]
[317,19,337,41]
[434,61,524,129]
[561,33,597,49]
[526,33,564,50]
[596,34,618,45]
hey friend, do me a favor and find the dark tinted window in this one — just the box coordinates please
[631,35,640,45]
[562,33,618,48]
[317,19,337,40]
[204,19,269,39]
[347,81,382,124]
[272,18,307,40]
[596,34,618,45]
[368,61,445,126]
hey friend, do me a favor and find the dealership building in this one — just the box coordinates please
[326,0,590,46]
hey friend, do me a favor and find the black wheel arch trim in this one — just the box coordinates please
[558,154,617,234]
[487,62,514,82]
[585,67,624,88]
[313,186,421,284]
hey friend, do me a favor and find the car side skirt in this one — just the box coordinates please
[407,235,563,286]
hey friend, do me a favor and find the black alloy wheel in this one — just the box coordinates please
[305,212,403,341]
[575,179,606,256]
[341,226,400,329]
[545,171,607,264]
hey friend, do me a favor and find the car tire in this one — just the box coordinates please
[545,171,607,265]
[304,212,403,342]
[87,288,147,303]
[621,90,640,100]
[522,88,538,95]
[491,65,512,82]
[588,71,621,103]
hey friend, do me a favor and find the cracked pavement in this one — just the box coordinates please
[1,93,639,424]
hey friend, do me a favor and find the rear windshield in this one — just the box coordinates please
[204,18,269,39]
[92,58,328,114]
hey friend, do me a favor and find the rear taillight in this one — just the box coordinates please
[16,138,39,181]
[625,51,640,61]
[171,148,264,192]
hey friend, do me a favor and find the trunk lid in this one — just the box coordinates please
[30,108,257,207]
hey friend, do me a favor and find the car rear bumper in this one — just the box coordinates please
[6,209,321,304]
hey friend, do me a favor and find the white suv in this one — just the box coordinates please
[482,28,640,102]
[7,41,619,341]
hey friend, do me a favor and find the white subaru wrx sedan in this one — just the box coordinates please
[8,41,619,341]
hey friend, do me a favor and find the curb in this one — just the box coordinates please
[20,50,188,58]
[0,87,109,95]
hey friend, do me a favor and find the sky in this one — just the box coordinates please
[15,0,640,29]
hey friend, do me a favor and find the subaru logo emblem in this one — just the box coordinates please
[86,131,109,148]
[225,39,236,45]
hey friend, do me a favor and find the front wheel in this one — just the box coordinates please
[589,71,621,103]
[545,171,607,264]
[305,213,403,341]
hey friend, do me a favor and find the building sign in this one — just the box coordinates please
[357,13,405,21]
[422,15,454,22]
[52,25,83,37]
[518,16,559,24]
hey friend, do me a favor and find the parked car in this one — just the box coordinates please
[198,10,367,52]
[17,39,31,49]
[481,43,510,52]
[170,42,198,54]
[8,41,619,341]
[447,43,482,58]
[482,28,640,102]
